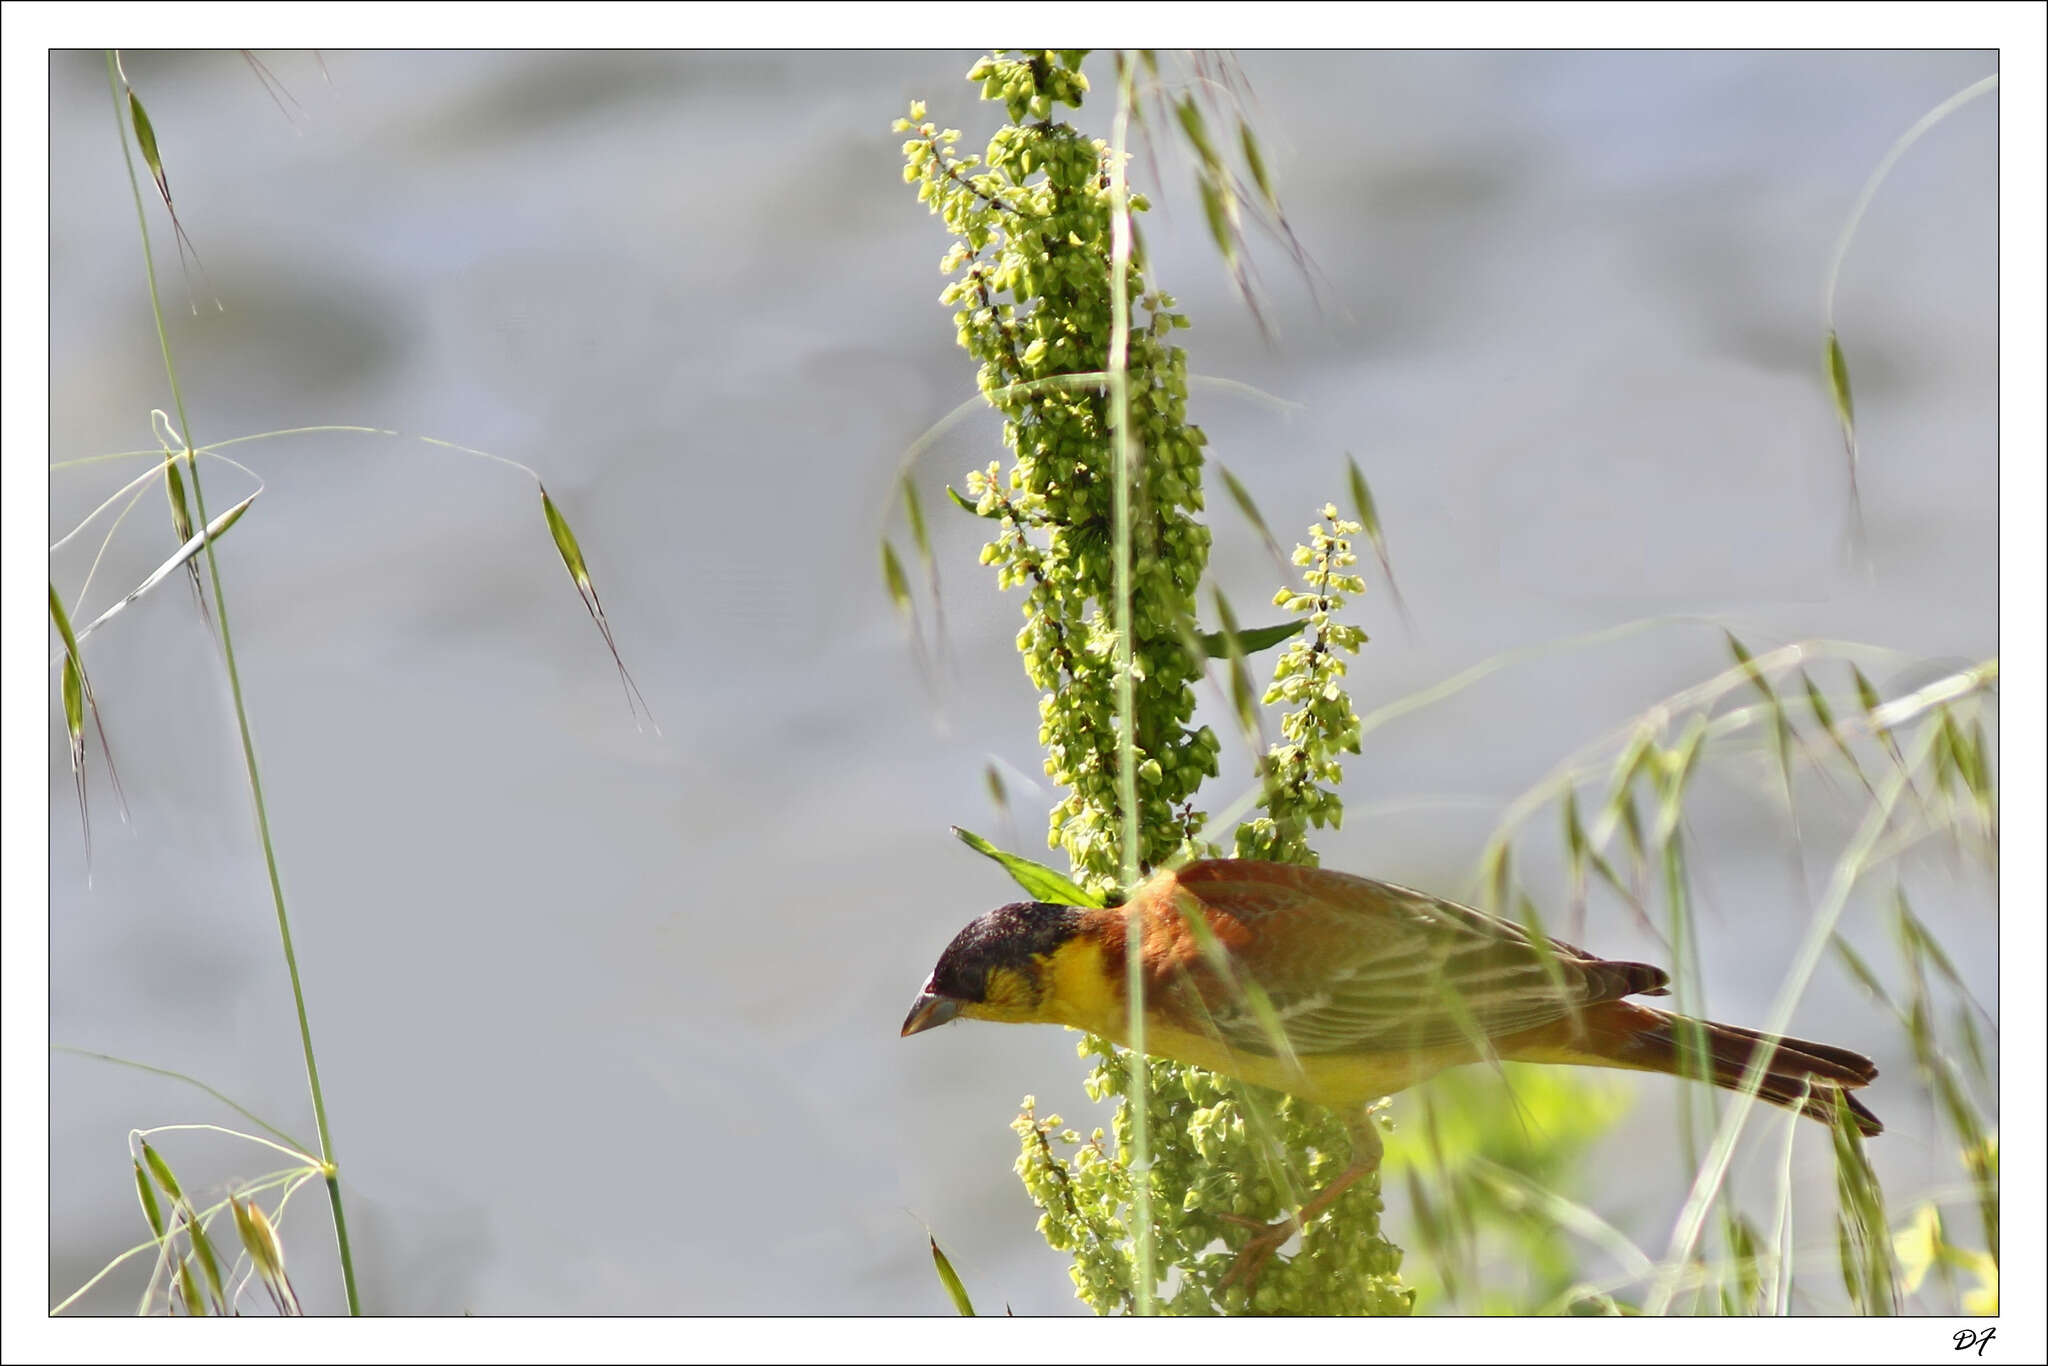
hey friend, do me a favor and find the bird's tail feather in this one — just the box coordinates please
[1507,1000,1883,1136]
[1629,1006,1883,1136]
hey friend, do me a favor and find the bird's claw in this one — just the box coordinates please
[1218,1214,1300,1294]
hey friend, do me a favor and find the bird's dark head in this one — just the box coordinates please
[900,901,1093,1036]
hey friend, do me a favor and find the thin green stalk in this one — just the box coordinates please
[1643,712,1942,1315]
[103,50,359,1315]
[55,1047,311,1153]
[1107,55,1152,1316]
[1822,74,1998,330]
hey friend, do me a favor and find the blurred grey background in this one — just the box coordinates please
[49,50,1996,1314]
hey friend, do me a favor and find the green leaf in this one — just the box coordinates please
[1825,329,1856,429]
[1347,457,1382,545]
[929,1237,976,1316]
[1214,462,1285,569]
[1346,455,1410,627]
[540,486,590,588]
[1849,663,1907,770]
[1193,619,1306,658]
[162,449,194,538]
[1725,631,1797,809]
[1802,669,1872,788]
[1564,784,1635,912]
[140,1141,184,1205]
[143,1142,225,1311]
[174,1255,205,1316]
[128,88,168,202]
[71,490,260,645]
[1653,717,1708,844]
[1801,670,1837,734]
[184,1208,227,1311]
[951,826,1102,907]
[1488,843,1515,911]
[902,476,932,569]
[1174,96,1216,166]
[1239,119,1277,212]
[232,1195,300,1314]
[880,539,913,616]
[1831,1094,1898,1313]
[1723,630,1761,685]
[132,1159,166,1240]
[1204,590,1264,746]
[1830,933,1896,1010]
[1894,891,1968,997]
[60,654,84,756]
[124,78,213,307]
[1727,1214,1763,1312]
[1198,179,1235,264]
[161,451,209,618]
[49,581,84,662]
[945,484,995,518]
[229,1194,262,1260]
[538,485,653,729]
[1953,1003,1990,1089]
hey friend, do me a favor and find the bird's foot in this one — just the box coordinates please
[1216,1108,1386,1297]
[1219,1213,1299,1294]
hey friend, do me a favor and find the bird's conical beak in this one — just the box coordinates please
[901,988,963,1037]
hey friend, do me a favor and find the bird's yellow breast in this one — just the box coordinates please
[1034,933,1481,1108]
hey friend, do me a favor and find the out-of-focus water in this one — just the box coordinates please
[49,50,1995,1314]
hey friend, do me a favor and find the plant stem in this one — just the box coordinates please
[103,50,359,1315]
[1107,55,1153,1316]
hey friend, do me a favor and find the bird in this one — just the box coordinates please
[901,857,1881,1287]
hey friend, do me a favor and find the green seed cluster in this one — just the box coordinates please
[900,51,1217,887]
[905,52,1405,1316]
[1016,1041,1411,1314]
[1026,507,1404,1315]
[1235,508,1370,865]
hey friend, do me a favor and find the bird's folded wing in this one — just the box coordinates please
[1168,861,1668,1056]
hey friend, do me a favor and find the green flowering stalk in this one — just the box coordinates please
[899,51,1409,1316]
[1012,508,1405,1315]
[1010,505,1405,1315]
[1235,508,1370,866]
[901,52,1218,887]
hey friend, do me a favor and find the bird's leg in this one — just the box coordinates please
[1220,1105,1385,1294]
